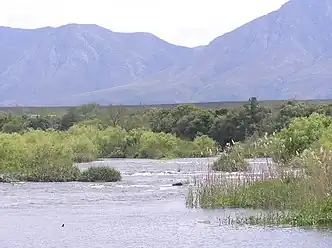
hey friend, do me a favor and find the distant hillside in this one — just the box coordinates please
[1,0,332,106]
[0,24,192,105]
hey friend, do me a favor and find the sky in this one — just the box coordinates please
[0,0,289,47]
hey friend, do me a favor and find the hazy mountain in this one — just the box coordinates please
[1,0,332,106]
[0,24,192,105]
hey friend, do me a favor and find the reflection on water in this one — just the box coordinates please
[1,157,332,248]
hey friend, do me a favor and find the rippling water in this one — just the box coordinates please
[1,157,332,248]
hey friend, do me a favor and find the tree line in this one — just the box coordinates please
[1,98,331,147]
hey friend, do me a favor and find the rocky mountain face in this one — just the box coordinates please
[1,0,332,106]
[0,24,192,105]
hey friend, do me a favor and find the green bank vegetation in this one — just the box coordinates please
[1,98,332,183]
[0,125,216,182]
[188,112,332,228]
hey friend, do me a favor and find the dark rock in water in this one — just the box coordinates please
[172,182,183,186]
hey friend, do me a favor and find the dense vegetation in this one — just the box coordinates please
[188,110,332,228]
[0,103,220,182]
[0,124,216,182]
[1,98,332,185]
[80,166,121,182]
[2,98,331,146]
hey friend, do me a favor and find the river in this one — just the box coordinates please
[1,157,332,248]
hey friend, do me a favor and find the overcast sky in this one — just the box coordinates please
[0,0,288,47]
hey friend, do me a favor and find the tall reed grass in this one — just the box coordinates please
[188,113,332,227]
[187,150,332,228]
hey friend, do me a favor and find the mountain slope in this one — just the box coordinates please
[72,0,332,105]
[1,0,332,106]
[0,24,192,105]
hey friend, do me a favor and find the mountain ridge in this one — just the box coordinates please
[1,0,332,106]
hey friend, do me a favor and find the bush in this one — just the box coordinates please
[79,166,121,182]
[239,133,276,158]
[193,135,217,157]
[273,113,332,163]
[137,131,182,159]
[96,126,129,158]
[175,140,201,158]
[0,133,29,173]
[24,164,81,182]
[213,143,249,172]
[66,136,98,163]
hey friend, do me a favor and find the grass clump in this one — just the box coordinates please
[24,164,81,182]
[79,166,121,182]
[189,169,332,228]
[213,178,304,210]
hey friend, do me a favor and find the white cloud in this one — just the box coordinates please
[0,0,288,47]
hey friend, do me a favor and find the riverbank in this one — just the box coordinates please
[0,125,216,182]
[188,113,332,228]
[2,99,332,183]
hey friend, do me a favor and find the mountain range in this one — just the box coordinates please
[1,0,332,106]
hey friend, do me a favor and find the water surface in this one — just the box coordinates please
[1,157,332,248]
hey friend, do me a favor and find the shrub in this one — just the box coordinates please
[24,164,81,182]
[0,133,29,173]
[79,166,121,182]
[96,126,129,158]
[213,143,249,172]
[193,135,217,157]
[274,113,332,163]
[66,136,98,163]
[137,131,179,159]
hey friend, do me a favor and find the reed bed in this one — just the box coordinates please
[186,157,332,228]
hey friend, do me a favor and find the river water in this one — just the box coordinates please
[1,157,332,248]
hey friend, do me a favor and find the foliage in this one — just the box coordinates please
[0,124,217,182]
[212,143,249,172]
[96,126,130,158]
[0,130,80,182]
[1,98,332,150]
[193,135,217,157]
[2,98,332,184]
[217,113,332,166]
[138,131,190,159]
[79,166,121,182]
[188,111,332,228]
[273,113,332,163]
